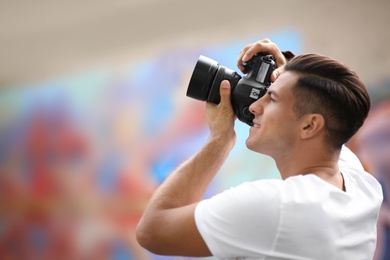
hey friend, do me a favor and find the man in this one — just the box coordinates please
[136,39,383,259]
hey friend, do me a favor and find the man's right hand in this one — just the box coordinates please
[237,38,287,82]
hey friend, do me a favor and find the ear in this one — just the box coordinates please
[300,114,325,140]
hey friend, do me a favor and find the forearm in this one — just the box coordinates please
[145,135,233,211]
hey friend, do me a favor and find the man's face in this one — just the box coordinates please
[246,71,301,155]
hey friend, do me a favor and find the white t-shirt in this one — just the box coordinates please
[194,146,383,260]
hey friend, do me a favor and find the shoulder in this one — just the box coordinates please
[338,145,364,170]
[194,180,285,258]
[195,176,329,232]
[342,167,383,200]
[197,180,285,217]
[196,176,332,213]
[338,145,383,199]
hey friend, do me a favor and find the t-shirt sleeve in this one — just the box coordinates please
[338,145,365,171]
[194,180,283,259]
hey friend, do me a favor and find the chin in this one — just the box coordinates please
[245,139,252,149]
[246,139,258,152]
[246,139,269,155]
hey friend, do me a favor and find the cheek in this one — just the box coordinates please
[268,107,293,124]
[274,113,299,135]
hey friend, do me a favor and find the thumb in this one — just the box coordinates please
[270,66,286,82]
[270,68,282,82]
[220,80,231,105]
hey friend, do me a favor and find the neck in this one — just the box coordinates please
[272,142,341,184]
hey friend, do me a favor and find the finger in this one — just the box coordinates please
[237,45,252,73]
[270,67,285,82]
[242,40,271,62]
[239,40,287,69]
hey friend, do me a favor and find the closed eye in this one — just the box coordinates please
[267,91,276,102]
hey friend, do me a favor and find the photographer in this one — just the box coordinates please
[136,39,383,259]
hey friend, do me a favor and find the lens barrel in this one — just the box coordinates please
[186,55,219,101]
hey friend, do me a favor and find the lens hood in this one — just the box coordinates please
[186,55,219,101]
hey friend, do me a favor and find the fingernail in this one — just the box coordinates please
[242,54,248,61]
[221,81,230,91]
[221,81,228,89]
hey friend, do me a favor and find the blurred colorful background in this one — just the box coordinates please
[0,1,389,259]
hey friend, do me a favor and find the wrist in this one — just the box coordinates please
[208,131,236,151]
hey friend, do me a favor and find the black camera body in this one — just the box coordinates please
[186,54,276,126]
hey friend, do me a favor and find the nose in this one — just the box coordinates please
[249,98,264,115]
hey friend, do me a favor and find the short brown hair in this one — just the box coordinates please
[284,54,370,149]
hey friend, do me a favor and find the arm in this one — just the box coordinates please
[136,80,236,256]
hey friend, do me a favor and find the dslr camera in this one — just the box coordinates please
[186,54,276,126]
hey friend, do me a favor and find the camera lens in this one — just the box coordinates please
[186,55,219,101]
